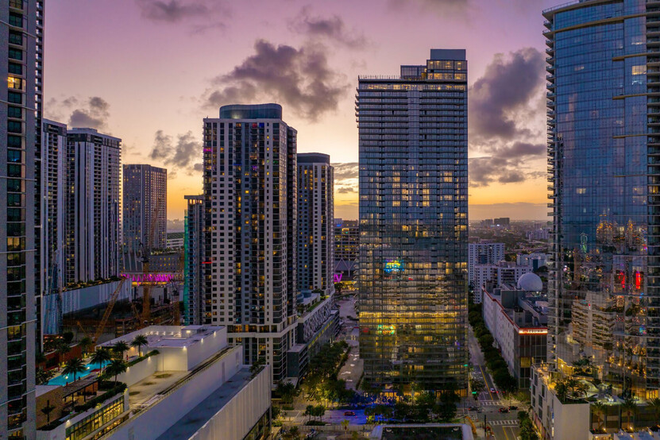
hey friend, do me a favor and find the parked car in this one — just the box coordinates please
[490,388,496,393]
[468,406,480,412]
[509,406,518,410]
[344,411,356,416]
[498,407,509,413]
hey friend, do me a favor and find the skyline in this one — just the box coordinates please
[44,0,559,221]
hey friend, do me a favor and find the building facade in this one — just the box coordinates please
[41,120,67,335]
[545,0,660,398]
[122,164,167,252]
[334,219,359,282]
[65,128,121,284]
[297,153,334,296]
[202,104,298,384]
[473,262,533,303]
[468,242,504,287]
[1,0,43,437]
[184,195,205,326]
[357,49,469,393]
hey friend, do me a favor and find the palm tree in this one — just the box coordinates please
[112,341,130,361]
[131,334,148,357]
[649,397,660,426]
[89,347,113,373]
[56,341,71,364]
[591,402,606,432]
[62,358,86,383]
[621,398,637,431]
[79,337,93,356]
[36,367,55,385]
[105,359,128,385]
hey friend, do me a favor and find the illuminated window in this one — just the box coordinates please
[7,76,22,89]
[632,65,646,75]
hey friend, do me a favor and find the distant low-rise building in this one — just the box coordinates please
[468,242,504,289]
[334,219,359,281]
[473,262,533,303]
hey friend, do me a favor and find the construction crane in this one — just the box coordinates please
[140,197,163,325]
[92,277,127,344]
[172,249,184,326]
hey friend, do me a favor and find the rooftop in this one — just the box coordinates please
[219,103,282,120]
[99,325,224,350]
[155,368,254,440]
[371,424,472,440]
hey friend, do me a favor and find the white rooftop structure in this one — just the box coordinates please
[517,272,543,292]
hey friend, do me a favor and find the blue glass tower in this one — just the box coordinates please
[545,0,660,398]
[357,49,469,393]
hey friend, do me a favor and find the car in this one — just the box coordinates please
[344,411,356,416]
[468,406,479,411]
[509,406,518,410]
[490,388,496,393]
[498,407,509,413]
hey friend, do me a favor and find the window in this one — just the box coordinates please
[7,121,22,134]
[7,179,22,192]
[8,92,22,104]
[8,106,21,119]
[8,164,22,178]
[9,31,22,45]
[8,63,22,75]
[8,49,22,61]
[7,135,22,148]
[8,77,23,90]
[9,13,23,28]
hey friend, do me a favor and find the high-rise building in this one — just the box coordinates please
[41,120,67,335]
[65,128,122,284]
[184,195,205,326]
[334,219,359,281]
[123,164,167,253]
[297,153,334,296]
[468,242,505,287]
[544,0,660,399]
[357,49,469,393]
[1,0,44,437]
[202,104,298,384]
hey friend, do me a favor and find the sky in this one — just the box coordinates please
[45,0,562,222]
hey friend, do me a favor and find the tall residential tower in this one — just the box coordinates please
[122,164,167,252]
[297,153,334,296]
[1,0,44,437]
[202,104,298,384]
[65,128,122,284]
[357,49,469,393]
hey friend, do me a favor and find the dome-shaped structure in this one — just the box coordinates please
[517,272,543,292]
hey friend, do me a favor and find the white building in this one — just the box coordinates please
[297,153,334,296]
[473,262,532,303]
[202,104,298,384]
[122,164,167,252]
[468,242,504,287]
[517,253,547,270]
[66,128,122,283]
[37,326,271,440]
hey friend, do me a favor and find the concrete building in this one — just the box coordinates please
[1,1,44,437]
[334,218,359,282]
[122,164,167,252]
[184,195,205,326]
[481,274,547,388]
[473,262,533,303]
[41,120,67,335]
[65,128,122,284]
[358,49,469,392]
[297,153,334,296]
[201,104,298,384]
[166,231,184,249]
[516,253,547,271]
[468,242,504,288]
[36,326,271,440]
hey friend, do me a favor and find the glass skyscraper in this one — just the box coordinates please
[357,49,469,394]
[544,0,660,398]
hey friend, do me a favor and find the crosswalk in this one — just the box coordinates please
[489,419,518,426]
[480,400,501,406]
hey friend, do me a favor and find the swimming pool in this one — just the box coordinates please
[47,360,110,386]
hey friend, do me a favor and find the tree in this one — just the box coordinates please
[351,432,360,440]
[341,419,350,432]
[275,381,297,405]
[106,359,128,385]
[649,397,660,422]
[62,358,86,383]
[131,334,148,357]
[621,398,637,431]
[591,401,606,432]
[250,356,266,375]
[41,400,56,425]
[79,336,94,356]
[36,367,54,385]
[271,406,281,421]
[56,341,71,363]
[90,347,112,373]
[112,341,130,361]
[304,405,314,424]
[313,404,326,423]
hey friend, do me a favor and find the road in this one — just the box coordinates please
[468,326,521,440]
